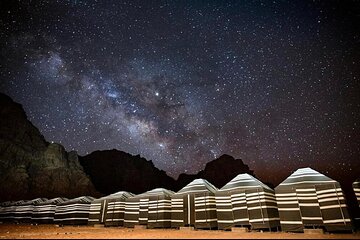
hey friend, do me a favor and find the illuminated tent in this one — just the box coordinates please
[171,179,218,229]
[88,191,133,226]
[13,198,48,222]
[275,167,352,232]
[31,197,68,224]
[54,196,95,225]
[124,188,174,228]
[215,174,280,230]
[0,200,24,222]
[353,179,360,208]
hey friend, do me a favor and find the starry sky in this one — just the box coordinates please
[0,0,359,184]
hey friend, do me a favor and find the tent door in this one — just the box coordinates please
[296,188,323,227]
[183,194,195,226]
[246,189,265,228]
[100,200,107,224]
[139,198,149,225]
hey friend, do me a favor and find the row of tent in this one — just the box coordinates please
[1,167,359,233]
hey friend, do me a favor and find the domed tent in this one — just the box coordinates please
[88,191,133,226]
[353,178,360,208]
[0,201,13,221]
[54,196,95,225]
[0,200,25,222]
[275,167,352,232]
[124,188,174,228]
[13,198,48,222]
[215,174,280,230]
[31,197,68,224]
[171,179,218,229]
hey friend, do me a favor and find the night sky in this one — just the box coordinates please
[1,0,359,184]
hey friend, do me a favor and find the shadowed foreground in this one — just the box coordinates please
[0,224,359,239]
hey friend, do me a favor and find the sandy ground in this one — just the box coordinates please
[0,223,359,239]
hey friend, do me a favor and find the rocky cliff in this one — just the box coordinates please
[0,93,99,201]
[0,92,255,200]
[175,154,254,190]
[79,150,177,194]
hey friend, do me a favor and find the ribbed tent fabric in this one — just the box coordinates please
[124,188,174,228]
[88,191,133,226]
[0,200,24,222]
[215,174,280,230]
[104,191,134,227]
[31,197,68,224]
[171,178,218,229]
[54,196,95,225]
[275,167,352,232]
[353,179,360,208]
[13,198,48,222]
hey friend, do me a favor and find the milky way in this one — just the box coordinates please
[1,0,359,183]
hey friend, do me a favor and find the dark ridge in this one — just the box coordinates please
[79,149,177,194]
[175,154,254,191]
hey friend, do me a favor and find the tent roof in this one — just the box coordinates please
[98,191,134,200]
[0,201,15,206]
[9,200,26,206]
[219,173,272,191]
[276,167,337,189]
[41,197,68,204]
[133,188,175,198]
[20,198,48,205]
[59,196,95,204]
[176,178,218,194]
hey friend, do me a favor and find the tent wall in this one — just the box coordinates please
[123,199,140,227]
[147,195,172,228]
[13,204,34,222]
[353,180,360,208]
[316,184,352,231]
[194,192,217,229]
[54,197,93,225]
[88,192,133,226]
[171,194,197,228]
[104,198,127,227]
[296,188,323,228]
[231,192,250,227]
[124,189,174,228]
[88,199,108,225]
[0,204,18,222]
[276,189,303,232]
[139,198,149,225]
[215,192,239,230]
[170,197,184,228]
[216,188,279,230]
[32,204,57,224]
[245,188,280,229]
[13,199,47,223]
[31,198,67,224]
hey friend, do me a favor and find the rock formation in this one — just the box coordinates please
[0,93,99,201]
[0,92,255,200]
[175,154,254,190]
[79,150,177,194]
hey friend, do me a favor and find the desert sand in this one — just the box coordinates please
[0,223,359,239]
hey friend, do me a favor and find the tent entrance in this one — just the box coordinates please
[296,188,323,228]
[105,200,117,226]
[316,183,352,232]
[246,188,266,229]
[231,191,250,227]
[183,194,195,226]
[99,200,108,224]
